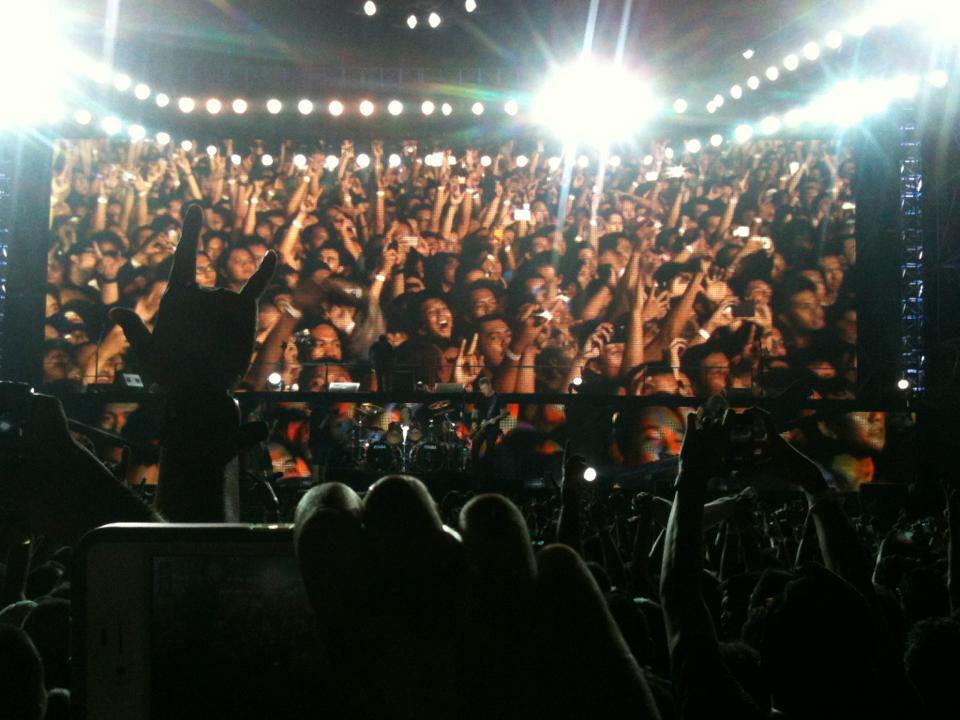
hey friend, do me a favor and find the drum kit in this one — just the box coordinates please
[348,400,470,474]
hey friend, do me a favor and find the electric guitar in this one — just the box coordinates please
[470,409,509,440]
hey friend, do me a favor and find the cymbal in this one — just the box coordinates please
[428,400,452,411]
[356,402,385,416]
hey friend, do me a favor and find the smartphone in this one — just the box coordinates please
[513,208,532,222]
[734,226,750,238]
[759,237,773,250]
[841,201,856,211]
[402,236,419,249]
[75,524,321,719]
[733,300,756,318]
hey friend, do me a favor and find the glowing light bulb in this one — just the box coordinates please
[673,98,688,113]
[134,83,151,100]
[783,54,799,71]
[266,98,282,114]
[471,102,484,115]
[765,66,780,81]
[406,14,417,29]
[359,99,375,116]
[710,134,723,147]
[388,100,403,116]
[180,140,193,151]
[685,138,702,153]
[328,100,344,116]
[262,154,274,166]
[747,75,760,90]
[232,98,248,114]
[441,102,453,116]
[178,97,195,113]
[734,124,754,143]
[363,1,377,16]
[356,153,370,169]
[206,144,218,156]
[465,0,477,11]
[155,93,170,107]
[388,153,401,168]
[298,99,314,115]
[206,98,222,114]
[421,100,435,115]
[730,85,743,99]
[156,132,171,145]
[428,12,441,28]
[504,99,519,116]
[802,41,820,61]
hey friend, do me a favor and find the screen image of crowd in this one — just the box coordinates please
[44,135,856,396]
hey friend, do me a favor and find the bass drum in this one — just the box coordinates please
[411,442,445,473]
[365,441,401,473]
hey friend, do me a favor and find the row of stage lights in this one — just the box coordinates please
[361,1,478,26]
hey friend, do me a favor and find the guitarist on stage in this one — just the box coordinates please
[470,377,507,471]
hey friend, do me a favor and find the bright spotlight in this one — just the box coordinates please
[802,41,820,61]
[644,170,659,182]
[425,152,442,168]
[516,154,529,168]
[465,0,477,11]
[577,154,589,169]
[825,30,843,49]
[232,98,248,114]
[783,107,806,127]
[229,153,240,165]
[267,372,283,387]
[73,109,92,125]
[441,102,453,116]
[134,83,151,100]
[896,378,910,391]
[504,99,519,116]
[765,66,780,81]
[267,98,282,114]
[759,115,781,135]
[428,12,441,28]
[846,14,871,37]
[730,84,743,99]
[547,156,561,171]
[113,73,131,92]
[742,49,755,59]
[206,145,218,157]
[325,155,339,170]
[356,153,370,169]
[706,101,717,114]
[747,75,760,90]
[572,375,583,386]
[102,116,122,135]
[258,153,272,167]
[471,102,484,115]
[156,93,170,107]
[363,1,377,16]
[178,97,196,113]
[388,153,402,168]
[642,154,653,165]
[710,133,723,147]
[713,94,725,107]
[298,99,314,115]
[156,132,171,145]
[359,99,375,116]
[532,57,659,145]
[128,124,145,141]
[583,467,597,482]
[328,99,344,116]
[734,124,754,143]
[181,140,193,151]
[293,153,307,169]
[388,100,403,116]
[783,53,799,71]
[685,138,702,153]
[664,147,675,160]
[480,155,493,167]
[421,100,435,115]
[929,69,949,88]
[407,14,417,29]
[91,63,111,84]
[206,98,222,114]
[608,155,621,167]
[673,98,688,113]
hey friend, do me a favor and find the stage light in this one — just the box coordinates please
[359,99,375,116]
[232,98,248,114]
[421,100,435,115]
[113,73,131,91]
[929,69,949,88]
[664,147,675,160]
[181,140,193,151]
[730,84,743,99]
[783,53,799,71]
[465,0,477,11]
[407,14,417,29]
[128,124,145,141]
[156,132,171,145]
[710,133,723,147]
[428,12,441,28]
[73,109,92,125]
[673,98,688,113]
[328,99,344,116]
[202,145,216,157]
[759,115,781,135]
[267,98,282,114]
[825,30,843,49]
[846,14,870,37]
[533,57,659,145]
[583,467,597,482]
[784,107,806,127]
[230,153,242,165]
[178,97,196,113]
[92,63,111,84]
[102,116,122,135]
[262,153,274,166]
[685,138,702,153]
[325,155,339,170]
[802,41,820,61]
[747,75,760,90]
[388,153,402,167]
[155,93,170,107]
[706,101,717,114]
[267,372,283,388]
[577,154,589,169]
[742,49,755,59]
[441,102,453,115]
[134,83,151,100]
[504,99,519,116]
[572,375,583,387]
[713,94,724,107]
[765,66,779,81]
[471,102,484,115]
[644,170,659,181]
[516,154,529,167]
[734,124,754,143]
[425,152,442,168]
[480,155,493,167]
[896,378,910,391]
[388,100,403,115]
[298,99,314,115]
[363,1,377,16]
[206,98,222,114]
[609,155,621,167]
[642,154,653,165]
[547,156,561,171]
